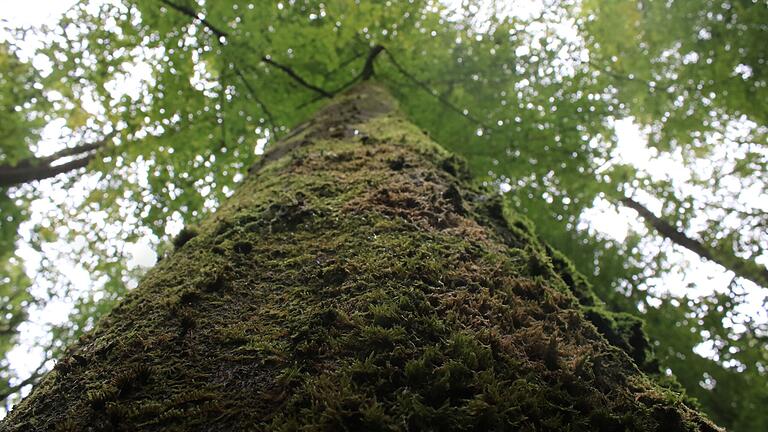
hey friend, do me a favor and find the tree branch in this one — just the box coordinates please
[622,196,768,288]
[0,156,92,188]
[159,0,333,99]
[233,67,278,140]
[360,44,385,81]
[34,140,103,166]
[321,48,368,82]
[157,0,352,145]
[296,45,384,109]
[261,57,333,98]
[0,132,115,188]
[158,0,228,39]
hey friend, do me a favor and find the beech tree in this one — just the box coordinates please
[4,77,726,432]
[0,0,765,430]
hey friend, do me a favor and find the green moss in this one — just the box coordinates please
[1,82,720,432]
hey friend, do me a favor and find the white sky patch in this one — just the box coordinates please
[105,59,156,102]
[0,0,78,28]
[611,117,691,184]
[126,237,158,269]
[579,196,643,243]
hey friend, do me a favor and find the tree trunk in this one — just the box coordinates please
[0,83,719,431]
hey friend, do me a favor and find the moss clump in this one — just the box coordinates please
[1,82,720,432]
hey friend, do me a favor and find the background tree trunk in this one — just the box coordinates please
[0,132,114,188]
[0,83,719,431]
[621,196,768,288]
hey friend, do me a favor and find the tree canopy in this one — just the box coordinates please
[0,1,765,430]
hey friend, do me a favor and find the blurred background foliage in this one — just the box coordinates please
[0,0,765,429]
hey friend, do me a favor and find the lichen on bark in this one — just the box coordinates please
[1,82,720,431]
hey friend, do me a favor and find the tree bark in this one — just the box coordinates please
[0,83,719,431]
[622,196,768,288]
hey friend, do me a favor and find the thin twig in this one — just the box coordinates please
[233,67,278,139]
[159,0,228,39]
[157,0,280,137]
[159,0,332,98]
[381,49,497,133]
[321,48,367,81]
[323,45,384,95]
[295,44,387,109]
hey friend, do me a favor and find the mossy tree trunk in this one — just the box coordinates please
[1,83,719,431]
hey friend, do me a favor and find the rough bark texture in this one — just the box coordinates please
[1,83,720,431]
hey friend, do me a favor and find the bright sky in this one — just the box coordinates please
[1,0,766,416]
[1,0,76,26]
